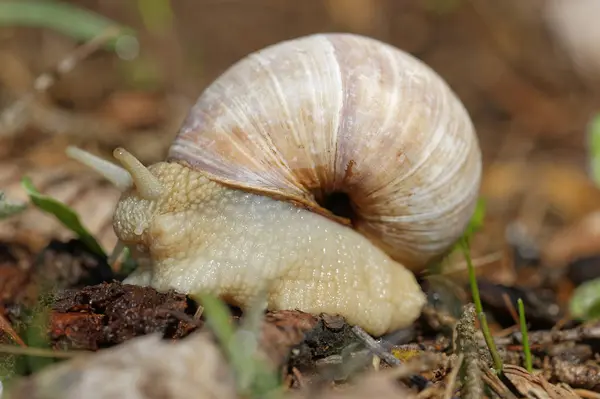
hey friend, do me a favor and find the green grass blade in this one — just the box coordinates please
[517,298,532,373]
[196,293,282,399]
[21,176,105,257]
[0,0,136,51]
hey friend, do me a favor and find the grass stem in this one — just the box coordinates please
[460,239,503,374]
[517,298,533,373]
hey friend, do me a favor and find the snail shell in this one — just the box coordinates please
[168,33,482,271]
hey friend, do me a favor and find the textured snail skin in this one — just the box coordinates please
[116,161,427,336]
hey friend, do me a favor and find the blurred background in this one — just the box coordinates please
[3,0,600,321]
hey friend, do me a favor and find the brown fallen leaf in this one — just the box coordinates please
[503,364,580,399]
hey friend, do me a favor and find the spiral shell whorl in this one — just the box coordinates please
[168,33,482,271]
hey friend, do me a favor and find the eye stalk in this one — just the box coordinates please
[66,146,164,201]
[66,146,132,191]
[113,147,163,200]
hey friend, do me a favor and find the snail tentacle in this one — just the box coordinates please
[66,146,132,191]
[113,147,163,200]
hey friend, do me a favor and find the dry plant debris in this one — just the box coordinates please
[5,332,239,399]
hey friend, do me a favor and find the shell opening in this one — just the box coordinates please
[113,147,163,200]
[66,146,132,191]
[318,191,357,224]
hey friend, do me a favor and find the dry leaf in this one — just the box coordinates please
[503,364,580,399]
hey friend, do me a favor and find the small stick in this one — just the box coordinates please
[0,312,26,347]
[352,325,436,390]
[480,366,519,399]
[291,367,305,389]
[443,353,464,399]
[502,293,520,325]
[573,389,600,399]
[193,305,204,320]
[0,26,122,136]
[33,26,122,94]
[351,325,400,366]
[485,321,600,346]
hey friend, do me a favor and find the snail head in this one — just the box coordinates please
[66,146,216,254]
[66,146,166,244]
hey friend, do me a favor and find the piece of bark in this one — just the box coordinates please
[50,282,198,349]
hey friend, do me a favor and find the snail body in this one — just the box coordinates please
[68,33,482,336]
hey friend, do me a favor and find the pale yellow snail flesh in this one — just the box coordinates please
[67,33,482,336]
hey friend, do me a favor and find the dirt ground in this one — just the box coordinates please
[2,1,600,398]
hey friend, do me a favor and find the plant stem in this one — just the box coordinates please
[517,298,533,373]
[461,239,503,374]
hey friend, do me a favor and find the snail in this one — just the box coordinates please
[66,33,482,336]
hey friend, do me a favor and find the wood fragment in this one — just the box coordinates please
[443,353,463,399]
[351,325,401,367]
[502,292,520,325]
[488,321,600,346]
[551,358,600,392]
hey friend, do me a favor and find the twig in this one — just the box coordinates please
[480,366,519,399]
[573,389,600,399]
[154,308,203,328]
[37,26,122,94]
[0,26,121,136]
[486,320,600,346]
[352,325,438,391]
[444,353,464,399]
[291,367,305,389]
[502,293,520,326]
[193,305,205,320]
[351,325,401,367]
[0,312,26,347]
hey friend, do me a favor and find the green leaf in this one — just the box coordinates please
[569,277,600,321]
[0,0,137,53]
[0,191,27,220]
[20,176,105,257]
